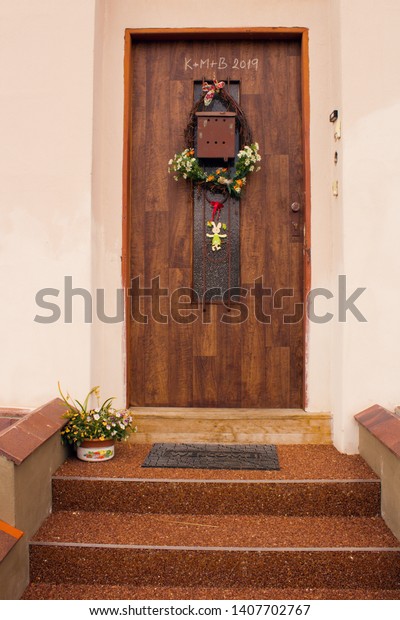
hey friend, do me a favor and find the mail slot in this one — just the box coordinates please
[196,111,236,160]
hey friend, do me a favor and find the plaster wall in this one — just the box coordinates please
[359,426,400,541]
[0,0,96,406]
[0,537,27,600]
[0,435,68,600]
[0,458,15,525]
[14,434,69,536]
[331,0,400,451]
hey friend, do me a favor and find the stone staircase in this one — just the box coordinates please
[22,444,400,600]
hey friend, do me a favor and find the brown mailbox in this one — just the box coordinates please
[196,111,236,160]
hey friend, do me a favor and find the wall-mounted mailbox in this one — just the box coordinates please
[196,111,236,160]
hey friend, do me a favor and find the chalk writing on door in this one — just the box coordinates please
[185,57,259,71]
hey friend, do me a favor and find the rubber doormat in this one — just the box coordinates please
[141,443,280,471]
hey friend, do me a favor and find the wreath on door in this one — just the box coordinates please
[168,79,261,198]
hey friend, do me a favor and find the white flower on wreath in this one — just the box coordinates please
[218,177,232,185]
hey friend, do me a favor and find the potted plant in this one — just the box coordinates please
[58,383,137,461]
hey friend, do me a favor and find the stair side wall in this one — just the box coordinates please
[359,426,400,542]
[0,434,68,600]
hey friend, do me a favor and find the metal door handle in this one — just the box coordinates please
[291,202,300,212]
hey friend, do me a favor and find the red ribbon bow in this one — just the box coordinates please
[209,200,224,221]
[202,78,225,106]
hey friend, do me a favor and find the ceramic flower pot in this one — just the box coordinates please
[77,439,115,462]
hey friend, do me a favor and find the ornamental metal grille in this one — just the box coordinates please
[192,81,241,302]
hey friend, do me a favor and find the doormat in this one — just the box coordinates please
[141,443,280,471]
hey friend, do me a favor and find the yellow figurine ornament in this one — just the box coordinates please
[206,220,228,251]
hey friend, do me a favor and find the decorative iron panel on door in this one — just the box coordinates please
[128,38,305,408]
[188,81,244,302]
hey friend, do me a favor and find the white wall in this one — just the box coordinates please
[331,0,400,451]
[0,0,96,406]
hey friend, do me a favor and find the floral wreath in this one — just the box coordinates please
[168,79,261,198]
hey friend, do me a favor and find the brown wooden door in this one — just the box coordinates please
[127,36,305,408]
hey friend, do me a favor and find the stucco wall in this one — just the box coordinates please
[0,0,95,405]
[1,0,400,452]
[331,0,400,451]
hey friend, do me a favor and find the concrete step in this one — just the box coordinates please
[55,443,378,482]
[29,511,400,590]
[25,444,400,598]
[52,443,380,517]
[52,476,381,517]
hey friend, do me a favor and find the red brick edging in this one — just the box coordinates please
[0,398,66,465]
[355,404,400,459]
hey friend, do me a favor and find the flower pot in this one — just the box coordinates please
[77,439,115,462]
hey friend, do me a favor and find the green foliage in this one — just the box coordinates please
[168,148,206,183]
[168,143,261,199]
[58,383,137,447]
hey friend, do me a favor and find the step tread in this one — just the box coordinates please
[55,444,378,481]
[132,408,331,419]
[22,583,400,600]
[32,512,400,549]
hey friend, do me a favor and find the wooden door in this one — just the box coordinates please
[127,36,306,408]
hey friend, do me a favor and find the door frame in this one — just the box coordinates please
[122,27,311,409]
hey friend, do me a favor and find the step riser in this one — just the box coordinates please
[135,432,332,445]
[132,409,332,445]
[30,545,400,590]
[52,479,381,517]
[22,583,400,601]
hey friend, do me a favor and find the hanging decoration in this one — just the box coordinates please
[208,199,225,222]
[168,77,261,199]
[202,78,226,106]
[206,220,228,251]
[169,147,260,198]
[204,194,228,248]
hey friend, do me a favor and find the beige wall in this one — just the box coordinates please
[331,0,400,451]
[2,0,400,452]
[0,0,95,406]
[0,433,68,600]
[359,426,400,541]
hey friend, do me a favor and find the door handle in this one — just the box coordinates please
[290,201,300,212]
